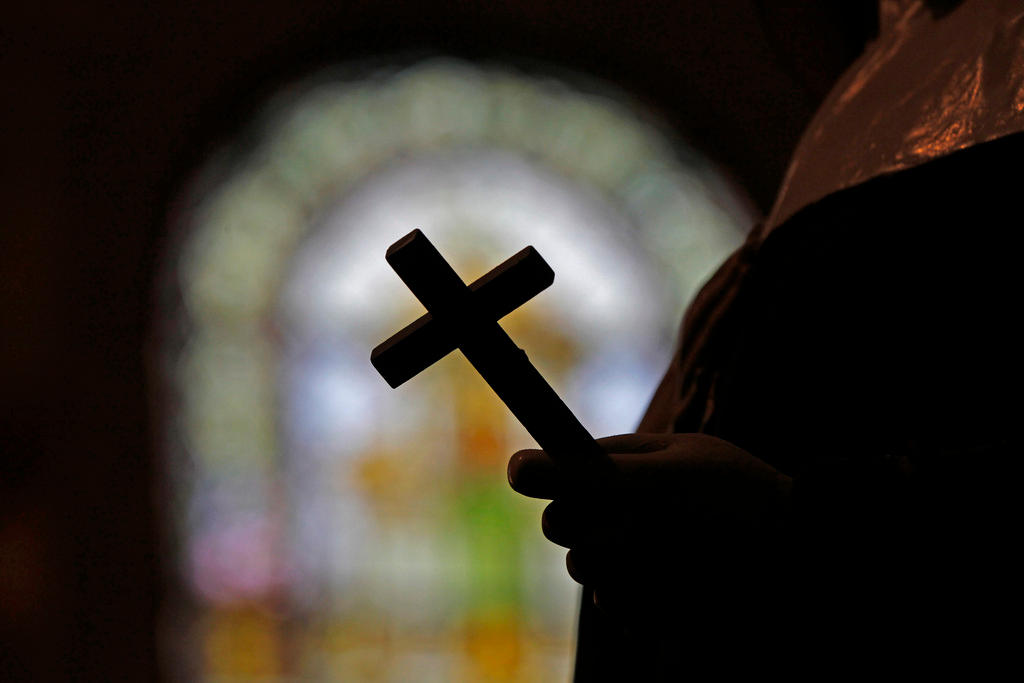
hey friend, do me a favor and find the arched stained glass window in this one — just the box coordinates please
[159,58,753,681]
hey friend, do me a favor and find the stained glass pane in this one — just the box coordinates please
[160,58,752,681]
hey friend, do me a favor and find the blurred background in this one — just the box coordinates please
[160,59,748,680]
[1,1,874,680]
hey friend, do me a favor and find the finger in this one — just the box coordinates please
[509,435,679,499]
[595,433,674,455]
[541,500,585,548]
[565,548,591,585]
[596,434,717,491]
[567,543,618,587]
[592,587,623,616]
[507,449,569,499]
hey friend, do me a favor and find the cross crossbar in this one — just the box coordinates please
[371,245,554,388]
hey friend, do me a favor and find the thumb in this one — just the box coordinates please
[510,435,679,498]
[507,449,571,499]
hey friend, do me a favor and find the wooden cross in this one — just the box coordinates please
[371,229,614,482]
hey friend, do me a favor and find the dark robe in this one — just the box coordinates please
[574,1,1023,678]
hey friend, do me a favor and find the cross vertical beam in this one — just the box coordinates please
[372,229,614,484]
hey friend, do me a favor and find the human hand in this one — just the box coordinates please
[507,433,793,630]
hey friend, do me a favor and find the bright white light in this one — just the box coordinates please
[281,148,667,345]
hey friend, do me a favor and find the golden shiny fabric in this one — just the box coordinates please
[766,0,1024,233]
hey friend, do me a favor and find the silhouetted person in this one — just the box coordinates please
[509,1,1023,678]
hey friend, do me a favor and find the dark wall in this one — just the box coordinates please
[0,2,864,679]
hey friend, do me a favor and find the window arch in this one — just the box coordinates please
[159,58,752,680]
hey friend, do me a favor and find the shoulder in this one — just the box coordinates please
[747,132,1023,442]
[757,130,1024,298]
